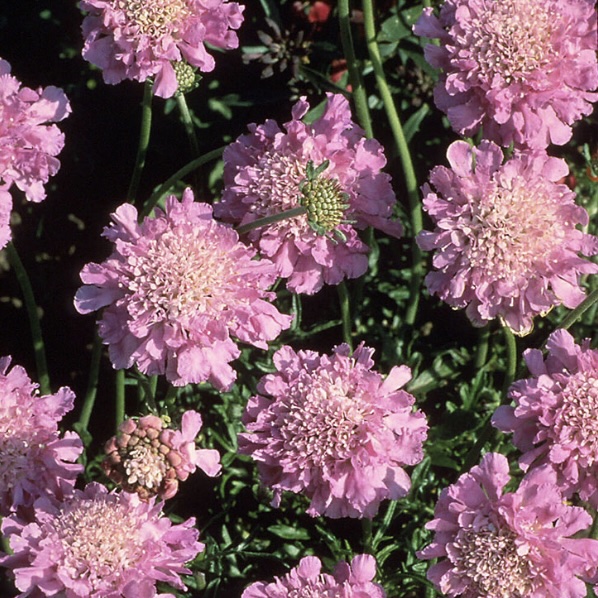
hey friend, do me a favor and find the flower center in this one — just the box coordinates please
[278,371,371,467]
[452,527,531,597]
[55,497,144,590]
[468,0,556,85]
[125,226,239,326]
[557,371,598,466]
[122,439,169,493]
[288,584,338,597]
[466,174,563,286]
[116,0,190,38]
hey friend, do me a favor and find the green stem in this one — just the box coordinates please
[474,325,490,369]
[127,80,153,203]
[140,147,225,219]
[556,287,598,332]
[361,518,373,554]
[6,242,50,395]
[77,333,103,431]
[338,0,374,138]
[176,93,200,159]
[361,0,424,326]
[236,207,307,236]
[337,281,353,350]
[501,325,517,396]
[115,369,126,429]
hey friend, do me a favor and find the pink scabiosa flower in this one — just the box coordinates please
[413,0,598,149]
[242,554,386,597]
[493,329,598,507]
[0,356,83,518]
[239,343,428,518]
[419,452,598,597]
[417,140,598,334]
[81,0,244,98]
[74,189,292,389]
[214,92,403,295]
[103,410,221,500]
[0,59,70,248]
[0,482,202,597]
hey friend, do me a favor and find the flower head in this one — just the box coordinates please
[214,92,403,295]
[81,0,244,98]
[239,343,428,518]
[413,0,598,149]
[0,58,70,248]
[103,410,221,500]
[1,482,202,597]
[493,329,598,507]
[419,452,598,597]
[74,189,292,389]
[417,140,598,334]
[0,356,83,518]
[242,554,386,597]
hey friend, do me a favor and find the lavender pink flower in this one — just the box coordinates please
[74,189,292,389]
[419,452,598,597]
[103,410,221,500]
[81,0,244,98]
[493,329,598,507]
[0,482,202,597]
[242,554,386,597]
[239,343,428,519]
[0,356,83,518]
[214,92,403,295]
[417,140,598,334]
[413,0,598,149]
[0,58,70,248]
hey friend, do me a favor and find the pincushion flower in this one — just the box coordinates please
[103,410,221,500]
[0,482,202,597]
[214,92,403,295]
[413,0,598,149]
[419,452,598,597]
[81,0,244,98]
[242,554,386,597]
[417,140,598,334]
[493,329,598,507]
[0,58,70,248]
[239,343,428,518]
[74,189,292,389]
[0,356,83,517]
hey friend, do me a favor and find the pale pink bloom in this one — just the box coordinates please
[0,356,83,518]
[493,329,598,507]
[0,58,70,248]
[74,189,292,389]
[239,343,428,518]
[1,482,202,597]
[214,92,403,295]
[419,452,598,597]
[103,410,221,500]
[417,140,598,334]
[413,0,598,149]
[81,0,244,98]
[242,554,386,597]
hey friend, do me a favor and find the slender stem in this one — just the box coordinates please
[176,94,200,159]
[337,281,353,350]
[1,529,10,555]
[140,147,225,220]
[6,242,50,395]
[361,518,373,554]
[236,207,307,236]
[474,325,490,369]
[77,333,103,431]
[291,292,303,332]
[127,80,153,203]
[556,287,598,332]
[501,325,517,396]
[338,0,374,138]
[115,369,126,429]
[361,0,424,326]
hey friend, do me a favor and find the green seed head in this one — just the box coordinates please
[173,61,200,95]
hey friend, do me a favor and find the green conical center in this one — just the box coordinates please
[299,176,349,233]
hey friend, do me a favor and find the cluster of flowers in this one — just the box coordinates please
[414,1,598,595]
[414,0,598,335]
